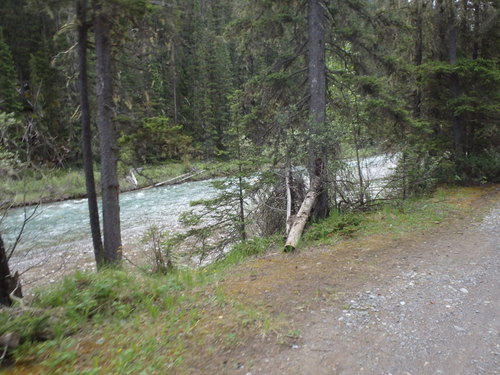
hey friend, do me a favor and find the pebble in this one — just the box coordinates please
[459,288,469,294]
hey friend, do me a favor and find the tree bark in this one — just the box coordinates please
[77,0,104,268]
[285,164,293,235]
[472,0,480,59]
[0,235,12,306]
[448,4,464,160]
[308,0,329,221]
[94,0,122,264]
[284,177,320,252]
[413,0,424,118]
[0,235,21,306]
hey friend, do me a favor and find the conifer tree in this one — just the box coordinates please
[0,29,21,115]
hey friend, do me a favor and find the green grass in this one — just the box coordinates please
[0,237,280,374]
[302,187,463,248]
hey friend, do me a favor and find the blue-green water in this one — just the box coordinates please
[2,179,217,256]
[2,154,398,267]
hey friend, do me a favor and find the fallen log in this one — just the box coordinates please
[136,170,205,191]
[284,177,321,252]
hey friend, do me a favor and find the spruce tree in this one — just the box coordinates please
[0,29,21,115]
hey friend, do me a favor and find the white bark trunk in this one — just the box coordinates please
[285,166,293,235]
[284,177,320,252]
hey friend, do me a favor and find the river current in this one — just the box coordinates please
[2,154,397,272]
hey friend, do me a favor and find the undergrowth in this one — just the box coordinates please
[0,237,279,374]
[302,185,470,247]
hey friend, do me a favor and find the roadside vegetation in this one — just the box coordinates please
[1,184,491,374]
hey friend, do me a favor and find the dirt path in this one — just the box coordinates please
[220,188,499,375]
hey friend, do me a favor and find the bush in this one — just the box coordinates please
[462,148,500,184]
[304,211,363,242]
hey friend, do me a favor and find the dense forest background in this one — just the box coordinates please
[1,0,499,182]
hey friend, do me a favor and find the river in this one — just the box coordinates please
[2,154,398,286]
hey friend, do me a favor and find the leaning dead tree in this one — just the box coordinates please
[284,176,321,251]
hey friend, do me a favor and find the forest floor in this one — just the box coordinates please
[3,185,499,375]
[208,185,499,375]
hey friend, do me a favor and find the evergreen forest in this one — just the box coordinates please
[0,1,499,372]
[1,0,499,264]
[0,0,497,176]
[0,0,498,247]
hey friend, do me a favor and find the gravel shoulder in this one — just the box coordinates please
[220,187,499,375]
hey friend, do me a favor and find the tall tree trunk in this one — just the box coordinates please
[0,235,21,306]
[413,0,424,118]
[448,4,464,160]
[308,0,329,221]
[472,0,480,59]
[171,41,178,123]
[435,0,448,61]
[94,0,122,264]
[76,0,104,268]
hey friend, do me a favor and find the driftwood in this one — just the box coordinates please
[284,177,321,252]
[136,170,205,191]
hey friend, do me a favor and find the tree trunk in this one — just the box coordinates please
[284,177,320,252]
[0,235,12,306]
[472,0,480,60]
[0,235,21,306]
[285,163,293,235]
[413,0,424,118]
[77,0,104,268]
[448,4,464,160]
[308,0,329,221]
[435,0,448,61]
[94,0,122,264]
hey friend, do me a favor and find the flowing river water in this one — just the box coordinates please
[3,179,218,282]
[2,155,398,286]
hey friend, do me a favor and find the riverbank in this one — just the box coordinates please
[1,160,244,208]
[1,184,498,374]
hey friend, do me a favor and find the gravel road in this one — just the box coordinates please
[236,201,499,375]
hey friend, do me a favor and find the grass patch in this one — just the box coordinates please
[2,168,92,206]
[303,211,364,245]
[303,185,485,247]
[1,237,281,374]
